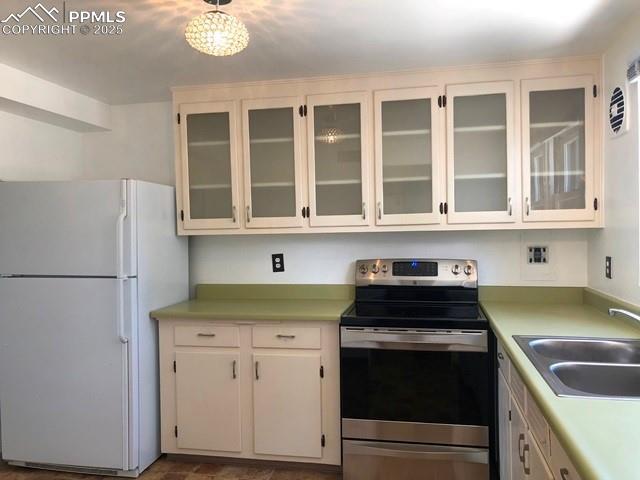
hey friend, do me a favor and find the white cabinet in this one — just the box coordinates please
[510,400,527,480]
[158,320,340,465]
[175,351,241,452]
[253,353,322,458]
[373,87,443,226]
[445,81,517,224]
[527,431,555,480]
[306,92,371,227]
[521,75,596,222]
[498,371,512,480]
[241,97,305,228]
[178,101,241,230]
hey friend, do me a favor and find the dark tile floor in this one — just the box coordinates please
[0,457,341,480]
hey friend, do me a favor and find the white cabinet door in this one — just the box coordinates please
[522,75,596,222]
[179,101,241,230]
[373,87,443,226]
[253,353,322,458]
[498,371,512,480]
[446,81,517,224]
[306,92,371,227]
[510,399,528,480]
[175,352,241,452]
[242,97,306,228]
[526,431,555,480]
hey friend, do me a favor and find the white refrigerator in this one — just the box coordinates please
[0,180,188,477]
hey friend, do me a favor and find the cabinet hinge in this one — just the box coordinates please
[443,202,448,215]
[180,210,184,222]
[321,434,326,447]
[174,425,178,437]
[437,96,442,108]
[442,95,447,108]
[173,360,176,373]
[298,105,304,117]
[320,365,324,378]
[594,197,599,211]
[509,410,512,422]
[303,105,308,117]
[177,113,181,124]
[593,85,598,98]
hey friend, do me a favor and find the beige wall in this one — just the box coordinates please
[588,14,640,304]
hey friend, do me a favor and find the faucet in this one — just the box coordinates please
[608,308,640,324]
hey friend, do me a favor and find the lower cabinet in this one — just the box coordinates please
[498,341,582,480]
[158,320,340,465]
[253,353,322,458]
[175,351,241,452]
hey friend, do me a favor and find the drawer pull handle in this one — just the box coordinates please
[197,333,216,337]
[518,433,525,462]
[560,468,569,480]
[522,444,530,475]
[276,334,296,339]
[255,361,260,380]
[232,360,237,379]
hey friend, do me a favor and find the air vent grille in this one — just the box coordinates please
[609,86,625,135]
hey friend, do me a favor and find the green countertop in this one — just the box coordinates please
[151,284,354,322]
[482,299,640,480]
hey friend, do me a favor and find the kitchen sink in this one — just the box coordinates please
[514,336,640,400]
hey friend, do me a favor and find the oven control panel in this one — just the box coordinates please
[356,258,477,288]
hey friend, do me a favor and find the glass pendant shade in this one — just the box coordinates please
[185,10,249,56]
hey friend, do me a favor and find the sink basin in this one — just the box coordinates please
[514,336,640,399]
[529,338,640,363]
[551,362,640,398]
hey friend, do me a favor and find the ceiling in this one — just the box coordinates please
[1,0,639,105]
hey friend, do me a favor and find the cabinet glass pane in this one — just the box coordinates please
[529,88,585,211]
[248,107,296,218]
[381,99,432,215]
[314,103,362,216]
[186,112,232,220]
[453,93,508,212]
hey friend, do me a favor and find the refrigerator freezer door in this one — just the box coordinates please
[0,181,136,277]
[0,277,135,471]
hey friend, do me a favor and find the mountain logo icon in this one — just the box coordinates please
[1,3,59,23]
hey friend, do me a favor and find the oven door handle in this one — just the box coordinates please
[341,329,487,352]
[344,440,488,465]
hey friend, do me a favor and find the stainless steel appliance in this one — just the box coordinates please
[340,259,496,480]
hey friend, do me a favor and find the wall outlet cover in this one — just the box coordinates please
[520,232,557,282]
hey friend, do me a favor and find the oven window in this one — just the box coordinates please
[341,348,489,426]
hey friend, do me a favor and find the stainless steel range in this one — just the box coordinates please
[340,259,497,480]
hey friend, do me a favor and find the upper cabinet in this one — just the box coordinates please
[242,97,305,228]
[174,57,602,235]
[446,82,516,224]
[374,87,442,226]
[521,75,596,222]
[179,101,241,230]
[307,92,370,227]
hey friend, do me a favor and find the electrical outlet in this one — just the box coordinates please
[605,256,612,279]
[527,246,548,264]
[272,253,285,273]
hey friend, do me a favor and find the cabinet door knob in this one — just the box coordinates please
[560,468,570,480]
[497,352,504,360]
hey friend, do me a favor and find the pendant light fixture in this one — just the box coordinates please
[185,0,249,56]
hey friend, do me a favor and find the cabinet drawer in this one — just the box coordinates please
[497,341,510,380]
[510,365,526,412]
[174,325,240,347]
[252,326,321,349]
[550,431,583,480]
[526,390,550,458]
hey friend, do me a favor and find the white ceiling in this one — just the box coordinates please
[1,0,639,105]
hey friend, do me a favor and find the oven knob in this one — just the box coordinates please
[371,264,379,274]
[464,265,473,276]
[381,264,388,273]
[451,264,461,275]
[359,264,368,275]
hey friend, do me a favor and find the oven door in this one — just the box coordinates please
[340,327,490,447]
[343,440,489,480]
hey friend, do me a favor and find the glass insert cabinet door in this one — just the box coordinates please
[307,92,370,227]
[522,76,595,222]
[179,101,240,229]
[242,97,304,228]
[446,81,516,224]
[374,87,442,226]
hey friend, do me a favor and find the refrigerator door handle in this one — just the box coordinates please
[117,278,129,344]
[116,179,128,279]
